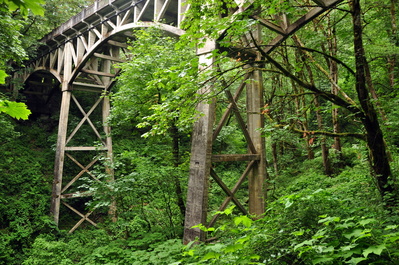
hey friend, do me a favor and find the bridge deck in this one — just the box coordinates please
[40,0,182,51]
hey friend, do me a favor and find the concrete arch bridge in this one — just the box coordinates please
[14,0,343,243]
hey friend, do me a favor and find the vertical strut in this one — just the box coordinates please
[103,94,116,222]
[101,51,116,222]
[246,65,266,216]
[183,40,216,244]
[247,24,266,217]
[184,26,267,244]
[51,42,73,225]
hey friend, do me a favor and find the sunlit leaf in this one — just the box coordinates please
[363,244,386,257]
[0,70,8,84]
[224,243,244,253]
[0,100,31,120]
[234,216,252,228]
[358,218,376,226]
[201,251,220,260]
[347,257,367,264]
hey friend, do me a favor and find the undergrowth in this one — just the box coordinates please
[20,149,399,264]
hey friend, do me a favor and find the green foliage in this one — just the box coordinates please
[293,215,399,264]
[23,230,184,265]
[0,0,48,69]
[0,7,28,67]
[180,0,256,49]
[182,207,262,264]
[0,70,7,83]
[1,0,45,16]
[22,0,95,52]
[0,122,57,265]
[177,160,398,264]
[0,99,31,119]
[87,137,188,238]
[112,26,198,137]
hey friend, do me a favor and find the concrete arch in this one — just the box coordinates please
[70,22,184,83]
[24,67,63,84]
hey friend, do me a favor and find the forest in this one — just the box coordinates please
[1,0,399,264]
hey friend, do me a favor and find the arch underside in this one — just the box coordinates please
[21,70,62,119]
[22,22,183,91]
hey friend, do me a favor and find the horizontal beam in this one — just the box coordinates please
[81,68,116,77]
[93,53,125,62]
[65,146,107,151]
[108,40,128,48]
[211,154,260,162]
[72,82,106,89]
[252,16,286,35]
[60,191,92,199]
[71,86,105,93]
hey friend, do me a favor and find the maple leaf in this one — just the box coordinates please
[0,100,31,120]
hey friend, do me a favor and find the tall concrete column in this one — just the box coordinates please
[246,25,266,217]
[51,43,73,225]
[246,64,266,217]
[183,40,216,244]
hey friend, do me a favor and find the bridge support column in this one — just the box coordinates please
[102,80,116,223]
[51,43,73,225]
[51,90,72,224]
[246,25,266,217]
[183,40,216,244]
[246,63,266,217]
[184,27,267,244]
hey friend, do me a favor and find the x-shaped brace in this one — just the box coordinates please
[61,154,100,194]
[66,95,105,146]
[62,201,97,233]
[208,160,256,227]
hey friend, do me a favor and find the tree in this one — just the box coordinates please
[0,0,94,119]
[0,0,46,120]
[21,0,95,55]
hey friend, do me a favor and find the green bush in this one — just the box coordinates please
[178,161,396,265]
[293,215,399,264]
[0,121,56,265]
[23,230,184,265]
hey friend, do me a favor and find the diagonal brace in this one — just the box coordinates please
[61,154,100,193]
[66,95,105,145]
[62,201,97,233]
[208,161,255,227]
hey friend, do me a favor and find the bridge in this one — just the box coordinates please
[14,0,343,243]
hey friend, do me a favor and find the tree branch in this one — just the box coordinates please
[269,123,366,140]
[248,32,365,120]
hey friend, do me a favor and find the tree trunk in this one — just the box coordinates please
[327,19,342,153]
[388,0,397,89]
[314,96,332,176]
[350,0,395,199]
[271,142,279,176]
[293,34,331,175]
[170,123,186,218]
